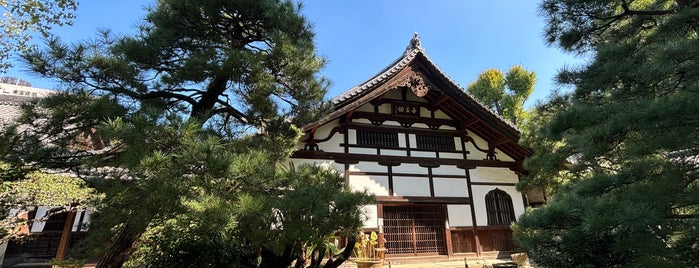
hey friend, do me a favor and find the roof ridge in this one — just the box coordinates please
[332,35,424,105]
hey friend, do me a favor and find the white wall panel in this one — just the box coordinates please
[348,129,357,144]
[439,152,462,159]
[495,148,514,161]
[432,165,463,176]
[392,163,423,174]
[381,149,407,156]
[411,151,436,158]
[361,205,379,228]
[393,177,430,196]
[447,205,473,227]
[349,162,387,173]
[31,206,48,232]
[470,167,518,183]
[408,134,416,148]
[356,104,374,112]
[318,134,345,153]
[353,118,372,124]
[433,178,469,197]
[350,175,389,195]
[349,147,377,154]
[412,123,428,129]
[454,137,463,150]
[383,121,402,127]
[398,133,407,147]
[290,159,345,174]
[378,103,391,114]
[434,110,451,119]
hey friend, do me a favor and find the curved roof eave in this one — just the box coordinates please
[302,34,521,139]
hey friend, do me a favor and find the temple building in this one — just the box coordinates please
[291,34,532,258]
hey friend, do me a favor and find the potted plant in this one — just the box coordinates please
[353,231,384,268]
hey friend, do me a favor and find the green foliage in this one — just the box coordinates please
[515,1,699,267]
[467,65,535,127]
[0,0,77,72]
[2,1,369,267]
[0,162,97,243]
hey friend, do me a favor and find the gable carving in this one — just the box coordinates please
[397,72,433,97]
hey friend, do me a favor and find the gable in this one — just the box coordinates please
[300,41,531,163]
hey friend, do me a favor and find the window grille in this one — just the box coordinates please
[416,135,455,150]
[356,130,399,147]
[485,189,516,225]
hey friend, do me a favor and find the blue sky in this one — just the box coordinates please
[6,0,587,108]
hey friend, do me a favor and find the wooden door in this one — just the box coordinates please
[383,205,447,255]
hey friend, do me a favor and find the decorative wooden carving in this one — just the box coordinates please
[397,72,433,97]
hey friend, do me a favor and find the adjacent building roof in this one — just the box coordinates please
[0,83,55,124]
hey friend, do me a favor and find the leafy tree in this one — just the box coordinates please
[466,65,536,127]
[0,0,77,72]
[2,0,369,267]
[514,1,699,267]
[0,162,96,243]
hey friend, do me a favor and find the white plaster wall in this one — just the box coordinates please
[350,162,387,173]
[408,134,416,148]
[383,121,402,127]
[447,204,473,227]
[380,149,406,156]
[71,211,82,232]
[434,110,451,120]
[356,104,374,112]
[471,185,525,227]
[465,134,489,160]
[361,204,379,228]
[31,206,48,232]
[454,137,463,151]
[348,129,357,144]
[290,159,345,174]
[392,177,430,196]
[349,147,377,154]
[353,118,373,125]
[433,178,469,197]
[411,151,436,158]
[378,103,391,114]
[419,107,431,117]
[317,134,345,153]
[439,152,462,159]
[384,88,402,100]
[398,133,407,147]
[470,167,519,183]
[440,125,456,130]
[392,163,423,174]
[412,123,428,129]
[495,148,514,161]
[406,92,428,102]
[350,175,389,195]
[432,165,464,176]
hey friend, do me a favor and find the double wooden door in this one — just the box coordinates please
[383,205,447,255]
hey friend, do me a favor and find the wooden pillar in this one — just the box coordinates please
[54,205,77,266]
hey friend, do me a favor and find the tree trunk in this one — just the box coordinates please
[320,236,356,268]
[95,224,141,268]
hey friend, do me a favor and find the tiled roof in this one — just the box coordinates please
[330,33,519,133]
[0,83,55,123]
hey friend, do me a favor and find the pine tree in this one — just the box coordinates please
[514,1,699,267]
[467,65,535,127]
[3,0,370,267]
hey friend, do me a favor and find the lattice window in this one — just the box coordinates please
[416,135,455,150]
[356,130,399,147]
[485,189,516,226]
